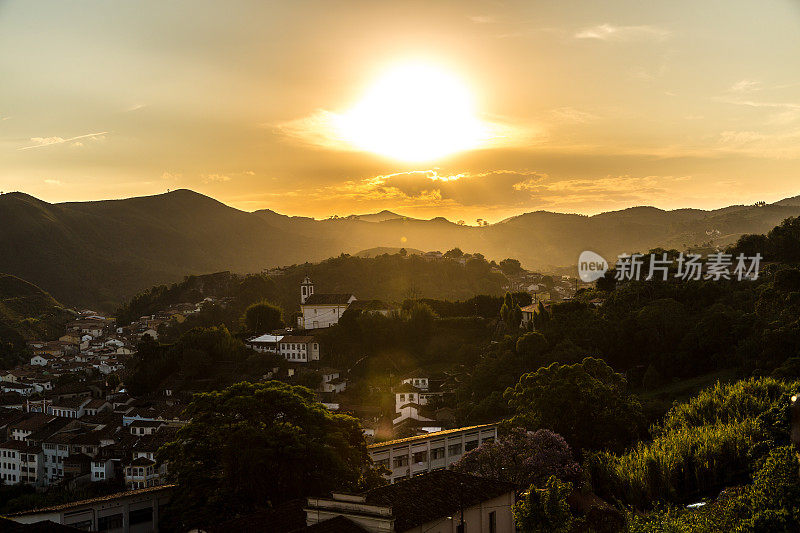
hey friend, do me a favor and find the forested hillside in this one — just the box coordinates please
[3,189,800,310]
[0,274,74,366]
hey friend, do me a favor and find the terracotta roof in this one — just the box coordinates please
[364,470,515,532]
[9,414,57,432]
[347,299,394,311]
[7,485,175,516]
[279,336,316,344]
[128,456,155,466]
[367,423,497,448]
[302,294,354,306]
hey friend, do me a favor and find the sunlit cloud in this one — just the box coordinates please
[18,132,108,150]
[43,179,61,185]
[729,79,761,93]
[202,174,232,183]
[469,15,496,24]
[574,24,671,42]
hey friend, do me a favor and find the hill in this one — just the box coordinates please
[0,273,74,365]
[354,247,424,257]
[3,190,800,309]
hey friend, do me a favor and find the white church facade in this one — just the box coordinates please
[297,276,356,329]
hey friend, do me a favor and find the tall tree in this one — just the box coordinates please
[505,357,644,452]
[242,300,283,334]
[159,381,380,529]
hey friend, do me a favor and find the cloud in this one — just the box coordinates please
[43,179,61,185]
[469,15,496,24]
[729,79,761,93]
[550,107,599,124]
[574,24,671,42]
[202,173,232,183]
[161,172,182,181]
[125,103,148,112]
[18,132,108,150]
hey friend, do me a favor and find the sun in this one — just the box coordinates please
[334,62,489,162]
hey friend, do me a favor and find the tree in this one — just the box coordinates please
[453,428,581,488]
[501,292,522,330]
[242,301,283,334]
[514,476,576,533]
[500,258,523,276]
[516,332,548,362]
[444,247,464,259]
[504,357,644,452]
[159,381,381,529]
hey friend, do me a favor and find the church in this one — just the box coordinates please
[296,276,356,329]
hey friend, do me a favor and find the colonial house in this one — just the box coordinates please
[48,397,92,419]
[278,335,320,363]
[124,457,160,490]
[296,277,356,329]
[245,333,283,354]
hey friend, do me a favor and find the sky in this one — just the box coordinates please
[2,0,800,223]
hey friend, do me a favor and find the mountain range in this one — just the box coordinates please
[2,189,800,309]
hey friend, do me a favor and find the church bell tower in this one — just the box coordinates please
[300,275,314,304]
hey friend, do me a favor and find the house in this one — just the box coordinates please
[246,333,284,353]
[367,423,499,483]
[296,277,356,329]
[304,470,516,532]
[520,304,538,327]
[49,397,92,419]
[30,354,54,366]
[278,335,320,363]
[82,399,112,417]
[124,457,161,490]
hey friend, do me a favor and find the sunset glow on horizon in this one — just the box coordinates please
[2,0,800,222]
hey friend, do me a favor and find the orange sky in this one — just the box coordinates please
[2,0,800,223]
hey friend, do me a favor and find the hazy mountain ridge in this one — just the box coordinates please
[1,189,799,309]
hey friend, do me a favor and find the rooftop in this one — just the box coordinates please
[302,294,354,306]
[7,485,175,516]
[367,422,497,448]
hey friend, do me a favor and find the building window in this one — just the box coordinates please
[465,440,478,452]
[412,451,427,464]
[448,443,461,456]
[489,511,496,533]
[392,456,408,468]
[129,507,153,525]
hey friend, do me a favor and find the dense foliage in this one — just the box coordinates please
[505,357,645,452]
[513,476,577,533]
[125,326,282,395]
[589,378,796,509]
[453,428,582,488]
[159,381,382,529]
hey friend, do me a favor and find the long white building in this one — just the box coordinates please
[367,423,499,483]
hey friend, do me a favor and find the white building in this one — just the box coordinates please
[367,423,498,483]
[296,277,356,329]
[245,333,284,353]
[278,335,320,363]
[91,458,115,482]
